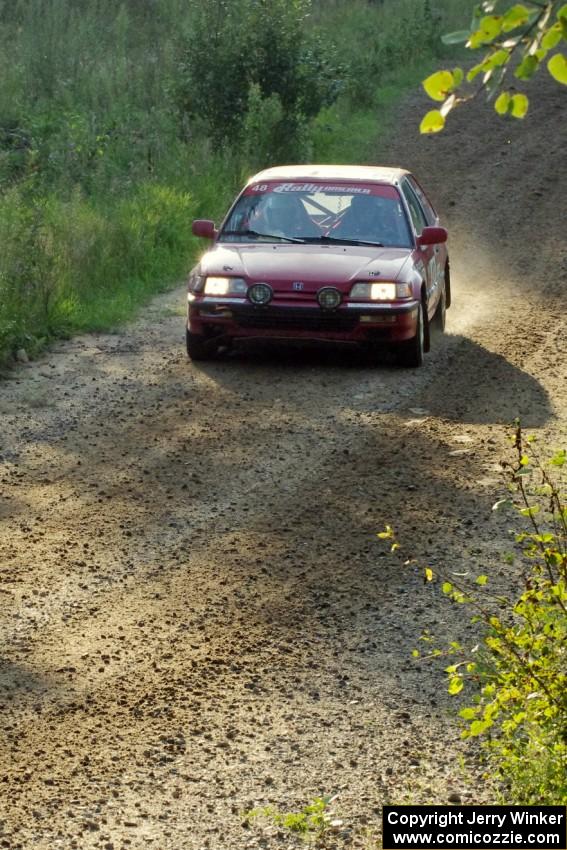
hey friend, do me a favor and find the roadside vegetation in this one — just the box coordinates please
[381,429,567,805]
[0,0,471,363]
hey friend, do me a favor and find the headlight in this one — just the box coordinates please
[350,281,411,301]
[204,276,247,296]
[317,287,342,310]
[248,282,273,305]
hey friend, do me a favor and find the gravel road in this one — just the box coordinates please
[1,75,565,849]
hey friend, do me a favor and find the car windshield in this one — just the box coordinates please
[219,181,412,248]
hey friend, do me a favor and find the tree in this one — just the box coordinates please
[420,1,567,133]
[178,0,342,155]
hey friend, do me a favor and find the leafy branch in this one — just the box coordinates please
[420,1,567,133]
[378,427,566,802]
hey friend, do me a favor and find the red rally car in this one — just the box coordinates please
[187,165,449,367]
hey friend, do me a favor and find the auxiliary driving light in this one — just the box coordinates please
[317,287,342,310]
[248,282,273,305]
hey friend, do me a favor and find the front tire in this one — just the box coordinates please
[399,301,425,368]
[186,329,213,361]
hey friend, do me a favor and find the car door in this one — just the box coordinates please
[400,179,443,321]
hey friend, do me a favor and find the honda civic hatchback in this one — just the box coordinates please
[186,165,449,366]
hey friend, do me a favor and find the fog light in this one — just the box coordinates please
[317,287,342,310]
[248,282,273,305]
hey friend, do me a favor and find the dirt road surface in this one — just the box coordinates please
[1,76,566,849]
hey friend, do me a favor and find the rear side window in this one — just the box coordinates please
[401,181,428,235]
[408,176,437,224]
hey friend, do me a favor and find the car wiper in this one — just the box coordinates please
[303,235,384,248]
[220,229,305,244]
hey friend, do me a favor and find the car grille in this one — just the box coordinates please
[235,307,357,333]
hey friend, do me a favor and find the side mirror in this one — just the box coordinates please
[417,226,448,247]
[192,219,217,239]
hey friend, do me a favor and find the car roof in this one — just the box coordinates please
[247,164,409,186]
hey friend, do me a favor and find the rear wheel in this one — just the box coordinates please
[445,262,451,308]
[399,301,426,368]
[186,329,214,361]
[433,285,446,333]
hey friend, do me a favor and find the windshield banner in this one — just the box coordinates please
[245,182,399,199]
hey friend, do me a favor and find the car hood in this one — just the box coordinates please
[198,243,412,292]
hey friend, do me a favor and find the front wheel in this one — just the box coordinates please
[399,302,425,368]
[186,329,213,361]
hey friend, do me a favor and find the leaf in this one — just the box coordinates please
[452,67,464,86]
[475,575,488,586]
[558,4,567,23]
[520,454,530,466]
[425,567,434,582]
[468,15,503,48]
[467,61,485,82]
[448,676,464,695]
[484,67,506,99]
[542,23,562,51]
[420,110,445,134]
[502,4,531,33]
[441,30,471,45]
[548,53,567,84]
[550,450,566,466]
[442,582,453,594]
[494,92,511,115]
[423,70,455,101]
[412,649,420,658]
[519,504,540,517]
[515,54,539,80]
[484,48,511,70]
[534,532,554,543]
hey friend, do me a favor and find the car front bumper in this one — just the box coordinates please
[187,297,419,344]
